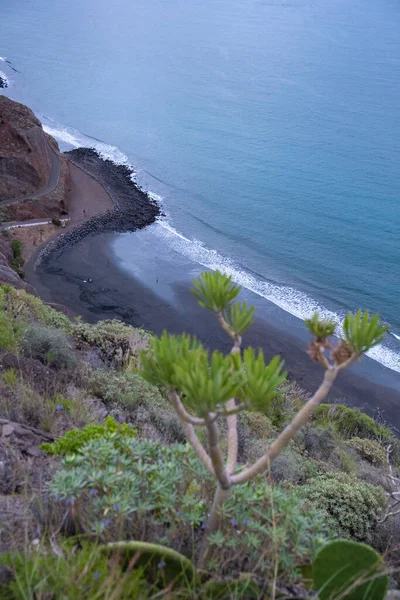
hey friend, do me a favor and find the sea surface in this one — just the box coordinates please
[1,0,400,374]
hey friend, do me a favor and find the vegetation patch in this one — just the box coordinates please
[298,471,387,542]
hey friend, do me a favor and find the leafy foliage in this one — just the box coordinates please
[2,367,17,386]
[191,270,240,312]
[0,285,73,332]
[343,310,388,354]
[73,319,150,367]
[239,349,286,411]
[48,437,327,582]
[10,239,24,277]
[313,404,393,442]
[223,301,255,335]
[206,477,328,581]
[298,472,386,542]
[20,323,77,369]
[40,416,136,455]
[0,311,18,350]
[345,437,387,466]
[49,437,211,540]
[312,539,388,600]
[0,541,151,600]
[305,312,336,339]
[141,335,286,416]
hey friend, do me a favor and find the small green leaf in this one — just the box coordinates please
[305,313,336,339]
[343,310,388,354]
[191,271,241,312]
[224,301,255,335]
[240,349,287,412]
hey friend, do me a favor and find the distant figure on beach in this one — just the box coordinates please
[156,277,159,283]
[83,209,86,216]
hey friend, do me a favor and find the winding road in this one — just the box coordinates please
[0,142,60,208]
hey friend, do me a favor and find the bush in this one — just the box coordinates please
[49,437,328,583]
[41,416,135,455]
[298,472,387,543]
[346,437,387,466]
[2,368,17,386]
[83,368,184,443]
[0,311,18,350]
[1,286,73,332]
[313,404,393,442]
[20,324,77,369]
[73,319,150,367]
[295,424,338,462]
[10,239,24,277]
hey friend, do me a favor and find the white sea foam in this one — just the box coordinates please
[0,71,9,86]
[0,57,6,62]
[41,119,131,167]
[392,332,400,341]
[39,117,400,375]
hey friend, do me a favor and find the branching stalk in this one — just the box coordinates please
[231,366,338,485]
[205,416,230,489]
[167,391,214,476]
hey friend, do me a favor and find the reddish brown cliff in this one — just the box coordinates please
[0,95,70,218]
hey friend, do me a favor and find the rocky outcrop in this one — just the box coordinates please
[0,96,69,215]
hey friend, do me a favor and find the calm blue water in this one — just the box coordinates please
[1,0,400,373]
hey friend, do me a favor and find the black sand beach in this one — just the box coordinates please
[26,149,400,430]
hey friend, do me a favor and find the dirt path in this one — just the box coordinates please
[22,161,114,265]
[66,162,113,222]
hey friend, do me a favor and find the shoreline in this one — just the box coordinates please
[26,229,400,430]
[25,148,400,429]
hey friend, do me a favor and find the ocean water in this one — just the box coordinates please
[1,0,400,374]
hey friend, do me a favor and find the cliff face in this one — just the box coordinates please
[0,96,72,291]
[0,96,52,201]
[0,96,70,217]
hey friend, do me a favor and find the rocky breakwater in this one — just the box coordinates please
[37,147,161,263]
[0,96,70,220]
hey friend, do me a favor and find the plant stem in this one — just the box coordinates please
[168,391,215,476]
[231,367,337,485]
[198,485,230,569]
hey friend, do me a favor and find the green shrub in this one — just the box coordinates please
[40,416,136,455]
[313,404,393,442]
[238,410,274,439]
[49,437,328,583]
[10,239,24,276]
[2,367,17,386]
[1,286,73,332]
[340,451,358,474]
[269,447,317,484]
[298,472,387,543]
[345,437,387,466]
[83,367,184,443]
[83,368,160,407]
[0,541,150,600]
[20,323,77,369]
[296,424,338,462]
[73,319,150,366]
[0,311,18,350]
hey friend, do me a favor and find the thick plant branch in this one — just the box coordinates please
[226,399,238,475]
[231,368,337,485]
[168,390,206,426]
[216,311,241,476]
[205,416,230,489]
[217,311,236,342]
[167,391,214,476]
